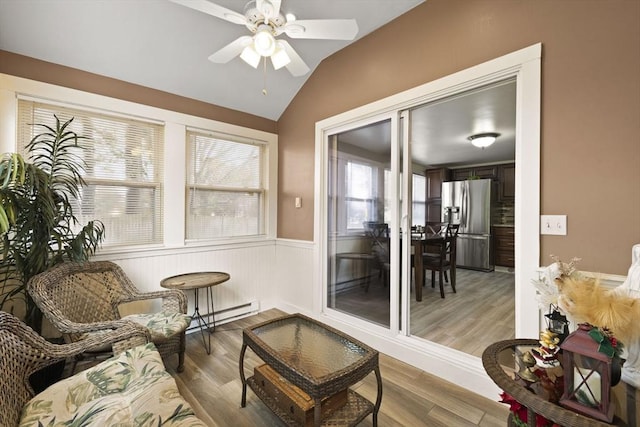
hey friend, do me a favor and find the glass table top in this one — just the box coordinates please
[247,314,374,380]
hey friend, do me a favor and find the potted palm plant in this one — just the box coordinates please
[0,115,105,334]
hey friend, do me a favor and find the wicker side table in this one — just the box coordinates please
[482,339,627,427]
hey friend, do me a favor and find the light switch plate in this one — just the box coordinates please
[540,215,567,235]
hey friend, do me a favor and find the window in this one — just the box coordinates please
[186,130,265,240]
[412,174,426,227]
[345,160,378,230]
[17,100,164,247]
[383,172,426,226]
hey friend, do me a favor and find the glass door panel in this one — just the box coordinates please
[326,119,393,328]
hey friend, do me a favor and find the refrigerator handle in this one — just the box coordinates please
[461,182,467,227]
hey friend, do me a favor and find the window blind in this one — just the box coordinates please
[186,130,264,239]
[17,100,164,247]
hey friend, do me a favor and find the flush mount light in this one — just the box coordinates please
[468,132,500,148]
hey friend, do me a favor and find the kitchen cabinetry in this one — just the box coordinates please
[493,226,514,268]
[425,168,450,223]
[498,163,515,201]
[451,165,498,181]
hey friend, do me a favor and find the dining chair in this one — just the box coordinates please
[364,222,391,287]
[423,223,460,298]
[423,221,449,259]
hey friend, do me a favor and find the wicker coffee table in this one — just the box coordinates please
[240,313,382,426]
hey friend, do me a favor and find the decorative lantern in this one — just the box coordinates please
[544,304,570,342]
[559,323,621,423]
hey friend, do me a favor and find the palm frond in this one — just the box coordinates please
[0,115,105,330]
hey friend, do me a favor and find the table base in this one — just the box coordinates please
[190,285,216,355]
[247,376,374,427]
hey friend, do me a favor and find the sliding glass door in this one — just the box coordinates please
[324,112,413,333]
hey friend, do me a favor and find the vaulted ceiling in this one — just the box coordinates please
[0,0,424,121]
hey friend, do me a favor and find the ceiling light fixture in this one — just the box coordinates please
[270,42,291,70]
[240,45,261,68]
[253,25,276,56]
[240,24,291,71]
[468,132,500,148]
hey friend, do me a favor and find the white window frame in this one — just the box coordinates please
[185,128,267,241]
[16,98,165,248]
[0,73,278,256]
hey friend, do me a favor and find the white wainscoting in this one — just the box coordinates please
[274,239,316,314]
[95,241,277,327]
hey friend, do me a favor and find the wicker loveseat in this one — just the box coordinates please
[0,311,206,427]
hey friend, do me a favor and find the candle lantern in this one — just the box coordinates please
[559,323,621,423]
[545,304,570,343]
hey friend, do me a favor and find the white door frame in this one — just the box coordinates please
[313,43,541,398]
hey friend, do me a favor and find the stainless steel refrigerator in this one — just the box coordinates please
[441,179,494,271]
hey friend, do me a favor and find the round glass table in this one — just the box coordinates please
[482,339,628,427]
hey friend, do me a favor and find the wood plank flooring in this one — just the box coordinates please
[333,268,515,358]
[166,309,510,426]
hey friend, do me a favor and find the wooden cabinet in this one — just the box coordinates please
[451,165,497,181]
[425,168,449,200]
[425,168,450,223]
[498,163,515,201]
[426,202,442,224]
[493,226,515,268]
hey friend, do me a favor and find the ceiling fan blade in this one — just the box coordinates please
[278,40,310,76]
[208,36,253,63]
[169,0,247,25]
[256,0,281,22]
[282,19,358,40]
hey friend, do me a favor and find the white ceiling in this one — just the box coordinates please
[0,0,516,167]
[0,0,424,121]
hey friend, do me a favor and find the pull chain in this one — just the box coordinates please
[262,57,268,96]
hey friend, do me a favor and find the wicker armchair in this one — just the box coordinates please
[27,261,191,372]
[0,311,148,427]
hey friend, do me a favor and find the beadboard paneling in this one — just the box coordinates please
[97,242,276,322]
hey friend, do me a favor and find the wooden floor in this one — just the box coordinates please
[166,309,510,427]
[333,268,516,357]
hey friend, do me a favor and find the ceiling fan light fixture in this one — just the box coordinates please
[271,43,291,69]
[240,45,261,68]
[468,132,500,148]
[253,27,276,56]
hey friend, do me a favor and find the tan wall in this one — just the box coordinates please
[277,0,640,275]
[0,50,277,134]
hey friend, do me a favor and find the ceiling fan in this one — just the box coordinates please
[170,0,358,76]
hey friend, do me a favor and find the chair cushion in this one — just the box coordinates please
[123,311,192,343]
[19,343,206,427]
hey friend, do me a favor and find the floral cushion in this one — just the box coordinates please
[19,343,206,427]
[123,311,192,342]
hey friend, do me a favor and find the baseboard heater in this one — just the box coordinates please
[185,300,259,333]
